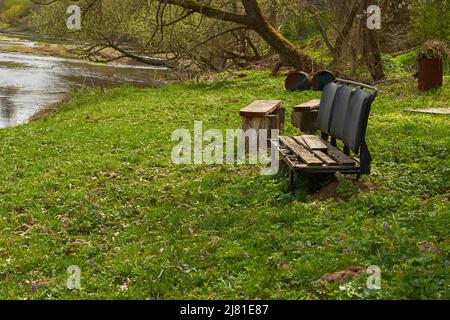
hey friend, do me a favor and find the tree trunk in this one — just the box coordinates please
[158,0,320,72]
[242,0,319,73]
[363,29,385,82]
[333,1,361,66]
[162,0,320,73]
[362,0,385,82]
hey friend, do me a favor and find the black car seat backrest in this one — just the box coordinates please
[318,82,374,155]
[316,82,340,134]
[342,88,372,153]
[329,85,354,140]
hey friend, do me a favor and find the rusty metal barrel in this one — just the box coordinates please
[312,70,336,91]
[285,71,311,91]
[418,58,443,91]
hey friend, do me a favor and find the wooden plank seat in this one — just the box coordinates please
[293,99,320,112]
[278,136,358,172]
[275,79,378,190]
[240,100,285,148]
[240,100,281,117]
[291,99,320,133]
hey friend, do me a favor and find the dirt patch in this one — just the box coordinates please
[313,180,341,201]
[316,266,366,285]
[417,242,442,255]
[356,181,380,193]
[0,61,29,69]
[28,102,62,122]
[312,178,380,201]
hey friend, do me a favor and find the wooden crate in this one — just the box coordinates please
[291,99,320,134]
[240,100,285,147]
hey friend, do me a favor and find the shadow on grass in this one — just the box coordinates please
[276,165,337,201]
[276,165,379,202]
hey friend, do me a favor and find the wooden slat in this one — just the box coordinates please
[278,146,308,168]
[312,150,339,166]
[279,136,323,166]
[299,165,360,171]
[293,99,320,111]
[322,140,356,165]
[409,108,450,115]
[293,137,338,166]
[285,155,308,169]
[240,100,281,117]
[297,135,328,150]
[279,147,358,171]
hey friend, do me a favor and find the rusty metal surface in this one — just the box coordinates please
[285,71,311,91]
[418,58,443,91]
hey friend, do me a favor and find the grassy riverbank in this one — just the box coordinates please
[0,71,448,299]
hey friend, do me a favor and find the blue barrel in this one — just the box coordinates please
[312,70,336,91]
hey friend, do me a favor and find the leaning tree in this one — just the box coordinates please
[32,0,322,73]
[32,0,389,81]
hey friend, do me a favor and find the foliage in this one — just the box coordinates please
[391,49,450,74]
[410,0,450,43]
[0,72,448,299]
[417,40,450,60]
[0,0,31,23]
[29,0,269,74]
[382,54,403,75]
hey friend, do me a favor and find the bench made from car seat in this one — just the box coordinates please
[274,79,378,189]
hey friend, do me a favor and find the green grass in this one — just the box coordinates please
[391,50,450,75]
[0,71,449,299]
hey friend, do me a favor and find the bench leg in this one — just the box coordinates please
[288,169,295,192]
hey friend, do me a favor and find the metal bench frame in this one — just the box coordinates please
[276,79,378,190]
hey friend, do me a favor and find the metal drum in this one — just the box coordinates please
[418,58,443,91]
[285,71,311,91]
[312,70,336,91]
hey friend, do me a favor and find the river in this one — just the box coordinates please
[0,34,169,128]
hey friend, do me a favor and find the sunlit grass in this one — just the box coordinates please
[0,71,448,299]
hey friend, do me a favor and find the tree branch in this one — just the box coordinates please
[157,0,251,26]
[108,43,178,69]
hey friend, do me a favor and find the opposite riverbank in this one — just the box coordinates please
[0,32,134,63]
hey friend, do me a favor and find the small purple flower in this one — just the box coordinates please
[383,222,391,229]
[31,282,37,294]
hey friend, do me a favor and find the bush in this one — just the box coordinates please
[382,54,403,74]
[1,0,31,23]
[411,0,450,43]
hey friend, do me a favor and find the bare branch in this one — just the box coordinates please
[157,0,251,26]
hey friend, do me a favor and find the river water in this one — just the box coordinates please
[0,35,169,128]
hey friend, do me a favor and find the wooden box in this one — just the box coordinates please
[291,99,320,134]
[240,100,284,147]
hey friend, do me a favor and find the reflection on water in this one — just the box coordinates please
[0,87,18,124]
[0,35,169,128]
